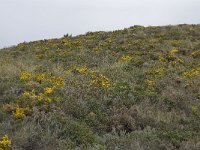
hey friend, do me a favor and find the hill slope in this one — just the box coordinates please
[0,24,200,150]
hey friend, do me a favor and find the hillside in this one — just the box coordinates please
[0,24,200,150]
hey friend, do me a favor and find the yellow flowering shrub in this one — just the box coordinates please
[13,106,28,119]
[73,40,82,46]
[35,54,44,59]
[76,67,88,74]
[44,87,54,95]
[36,92,53,103]
[62,39,71,46]
[93,47,101,53]
[90,74,110,88]
[17,43,27,50]
[132,39,143,48]
[171,40,182,47]
[50,76,64,87]
[158,56,165,62]
[37,93,45,101]
[22,91,31,98]
[21,72,65,87]
[183,68,200,78]
[165,49,179,61]
[46,97,53,103]
[166,54,175,61]
[170,61,177,66]
[30,89,36,99]
[18,71,65,115]
[170,49,179,55]
[20,71,32,81]
[120,55,133,62]
[145,80,155,90]
[191,51,200,58]
[64,69,72,75]
[105,38,113,44]
[22,90,36,99]
[35,73,46,83]
[170,59,184,66]
[146,67,167,77]
[0,135,11,150]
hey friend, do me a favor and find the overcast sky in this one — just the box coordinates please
[0,0,200,48]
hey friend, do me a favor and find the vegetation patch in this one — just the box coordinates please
[0,24,200,149]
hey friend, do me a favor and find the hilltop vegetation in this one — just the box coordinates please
[0,24,200,150]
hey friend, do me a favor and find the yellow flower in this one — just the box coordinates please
[76,67,88,74]
[183,68,200,78]
[46,97,52,103]
[90,74,110,88]
[30,89,36,99]
[0,135,11,150]
[93,47,101,53]
[158,56,165,62]
[20,72,32,81]
[146,67,166,77]
[35,73,45,83]
[170,49,179,54]
[62,39,71,46]
[177,58,184,64]
[191,51,200,58]
[35,54,44,59]
[170,49,178,54]
[120,55,133,61]
[50,76,64,87]
[170,61,177,66]
[64,69,72,75]
[13,107,27,119]
[22,91,31,98]
[37,93,45,101]
[145,80,155,90]
[44,87,54,95]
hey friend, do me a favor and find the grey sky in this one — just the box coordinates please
[0,0,200,48]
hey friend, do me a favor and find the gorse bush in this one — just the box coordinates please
[0,135,11,150]
[0,24,200,149]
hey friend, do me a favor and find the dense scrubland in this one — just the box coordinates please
[0,24,200,150]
